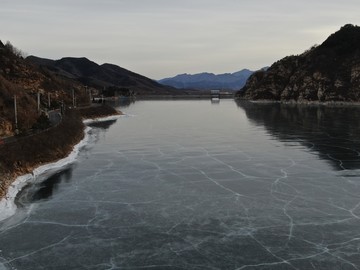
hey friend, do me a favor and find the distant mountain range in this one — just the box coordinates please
[27,56,178,95]
[158,69,267,91]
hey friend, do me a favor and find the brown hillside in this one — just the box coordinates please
[0,42,88,137]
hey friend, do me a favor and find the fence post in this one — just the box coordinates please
[37,92,41,113]
[14,95,18,134]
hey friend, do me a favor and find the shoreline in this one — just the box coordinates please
[0,112,123,222]
[0,126,91,222]
[236,98,360,107]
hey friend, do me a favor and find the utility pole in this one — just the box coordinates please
[72,89,75,108]
[103,86,105,104]
[48,93,51,108]
[37,92,41,113]
[14,95,18,134]
[85,85,91,104]
[60,100,64,115]
[89,88,92,103]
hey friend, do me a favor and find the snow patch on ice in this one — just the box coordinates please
[83,114,124,124]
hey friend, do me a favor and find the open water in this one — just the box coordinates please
[1,99,360,269]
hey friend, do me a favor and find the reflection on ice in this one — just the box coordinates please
[87,119,117,130]
[237,100,360,171]
[18,167,74,204]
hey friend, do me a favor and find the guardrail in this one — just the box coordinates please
[0,109,63,145]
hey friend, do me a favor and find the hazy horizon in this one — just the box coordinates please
[2,0,360,80]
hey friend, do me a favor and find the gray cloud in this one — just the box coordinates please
[2,0,360,79]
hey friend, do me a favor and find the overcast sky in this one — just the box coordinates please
[2,0,360,79]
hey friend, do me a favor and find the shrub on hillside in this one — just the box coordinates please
[78,104,120,119]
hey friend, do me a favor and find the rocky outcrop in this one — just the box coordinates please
[237,24,360,102]
[0,118,12,138]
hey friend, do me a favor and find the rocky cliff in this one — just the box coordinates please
[237,24,360,102]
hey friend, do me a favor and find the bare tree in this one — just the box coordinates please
[4,41,27,58]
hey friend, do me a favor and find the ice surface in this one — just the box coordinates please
[1,101,360,269]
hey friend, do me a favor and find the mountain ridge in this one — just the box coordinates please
[27,56,179,95]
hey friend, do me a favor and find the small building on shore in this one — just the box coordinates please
[211,90,220,99]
